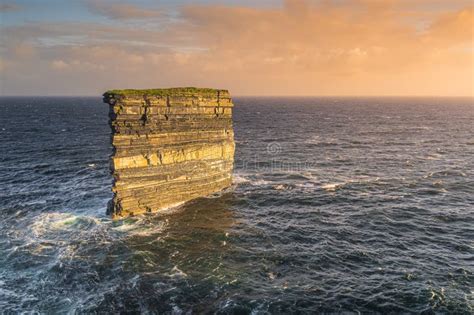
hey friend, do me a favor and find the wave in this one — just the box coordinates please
[424,170,467,178]
[29,212,102,239]
[232,175,250,184]
[321,177,381,191]
[321,183,346,191]
[168,266,188,278]
[420,153,443,160]
[272,184,296,191]
[234,171,382,193]
[295,182,317,188]
[233,173,270,186]
[252,179,270,186]
[305,136,341,146]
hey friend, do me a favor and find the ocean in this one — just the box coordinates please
[0,96,473,313]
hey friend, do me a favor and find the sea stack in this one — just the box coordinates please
[103,88,235,218]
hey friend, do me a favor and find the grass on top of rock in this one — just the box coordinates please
[104,87,225,97]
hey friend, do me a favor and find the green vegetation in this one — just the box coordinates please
[104,87,225,97]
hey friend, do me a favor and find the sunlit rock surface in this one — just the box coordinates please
[103,88,235,218]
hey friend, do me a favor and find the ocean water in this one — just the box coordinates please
[0,96,473,313]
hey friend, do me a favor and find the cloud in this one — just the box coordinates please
[51,60,70,70]
[0,3,21,12]
[426,5,474,44]
[1,0,473,96]
[86,0,161,20]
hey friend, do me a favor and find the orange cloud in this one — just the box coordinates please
[427,5,474,44]
[1,0,473,96]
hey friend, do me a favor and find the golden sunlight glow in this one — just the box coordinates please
[1,0,473,96]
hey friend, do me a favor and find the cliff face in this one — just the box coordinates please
[103,88,235,218]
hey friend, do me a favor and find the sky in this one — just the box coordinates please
[0,0,473,96]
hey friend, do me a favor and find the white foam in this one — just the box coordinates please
[273,184,287,191]
[305,136,339,145]
[321,177,380,191]
[322,183,345,191]
[112,217,166,236]
[29,213,100,238]
[422,153,443,160]
[295,182,316,188]
[252,179,270,186]
[232,175,250,184]
[157,201,186,213]
[169,266,187,278]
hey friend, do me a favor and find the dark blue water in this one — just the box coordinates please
[0,97,473,313]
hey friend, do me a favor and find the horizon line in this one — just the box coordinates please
[1,94,473,98]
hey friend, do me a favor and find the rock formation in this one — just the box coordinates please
[103,88,235,218]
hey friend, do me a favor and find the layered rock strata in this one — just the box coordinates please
[103,88,235,218]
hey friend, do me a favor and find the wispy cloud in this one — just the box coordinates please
[86,0,161,20]
[0,3,21,12]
